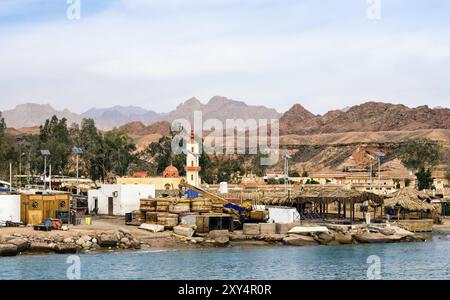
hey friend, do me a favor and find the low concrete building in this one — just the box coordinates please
[116,165,182,190]
[116,177,182,191]
[88,184,155,216]
[0,194,20,224]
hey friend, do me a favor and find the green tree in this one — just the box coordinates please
[267,177,278,185]
[289,170,300,177]
[103,129,137,177]
[78,119,105,181]
[306,178,320,185]
[415,168,434,190]
[39,116,72,175]
[399,138,442,171]
[141,136,184,176]
[399,138,442,190]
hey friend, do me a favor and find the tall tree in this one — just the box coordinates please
[399,138,442,171]
[399,138,443,190]
[78,119,105,181]
[103,129,137,177]
[39,116,72,175]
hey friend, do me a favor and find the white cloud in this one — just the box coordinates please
[0,0,449,114]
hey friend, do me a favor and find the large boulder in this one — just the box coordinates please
[314,232,335,245]
[213,235,230,247]
[282,235,319,246]
[29,242,55,253]
[353,232,404,243]
[98,234,118,247]
[0,244,18,256]
[208,230,230,240]
[335,233,354,245]
[208,230,230,246]
[55,243,78,254]
[7,238,30,252]
[264,234,286,242]
[0,235,14,243]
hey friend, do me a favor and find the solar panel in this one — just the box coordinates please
[40,150,50,155]
[375,151,385,157]
[72,147,83,154]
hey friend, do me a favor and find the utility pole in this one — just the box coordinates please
[72,147,83,182]
[40,150,50,190]
[44,155,47,190]
[9,163,12,192]
[367,154,375,192]
[49,164,52,190]
[282,151,292,198]
[375,151,385,194]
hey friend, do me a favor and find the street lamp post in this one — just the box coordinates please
[375,151,386,194]
[282,151,292,198]
[40,150,50,190]
[72,147,83,182]
[367,154,376,192]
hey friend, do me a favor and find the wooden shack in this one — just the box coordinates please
[20,193,71,225]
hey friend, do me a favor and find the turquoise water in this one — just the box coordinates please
[1,237,450,280]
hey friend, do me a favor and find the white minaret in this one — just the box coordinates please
[185,130,201,187]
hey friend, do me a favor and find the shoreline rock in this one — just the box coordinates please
[0,244,18,256]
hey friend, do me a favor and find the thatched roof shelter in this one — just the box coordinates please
[384,188,436,212]
[256,186,383,206]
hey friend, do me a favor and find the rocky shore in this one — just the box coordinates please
[0,229,141,257]
[0,220,428,257]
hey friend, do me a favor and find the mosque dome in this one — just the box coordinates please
[163,165,180,178]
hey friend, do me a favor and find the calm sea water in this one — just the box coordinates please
[1,236,450,280]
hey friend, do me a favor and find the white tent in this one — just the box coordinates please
[0,194,21,224]
[267,207,301,224]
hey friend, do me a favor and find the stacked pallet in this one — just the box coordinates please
[128,197,226,230]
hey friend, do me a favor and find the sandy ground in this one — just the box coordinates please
[432,218,450,234]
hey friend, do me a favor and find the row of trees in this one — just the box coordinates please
[0,115,138,183]
[2,111,449,189]
[0,114,271,185]
[138,135,269,184]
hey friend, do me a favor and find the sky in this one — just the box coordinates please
[0,0,449,115]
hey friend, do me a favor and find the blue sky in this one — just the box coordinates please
[0,0,449,114]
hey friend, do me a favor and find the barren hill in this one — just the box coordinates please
[2,103,82,129]
[280,102,450,135]
[164,96,281,126]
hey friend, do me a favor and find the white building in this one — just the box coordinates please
[87,184,155,216]
[0,194,21,224]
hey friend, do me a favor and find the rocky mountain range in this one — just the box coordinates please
[1,96,281,130]
[1,103,83,129]
[3,99,450,140]
[280,102,450,135]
